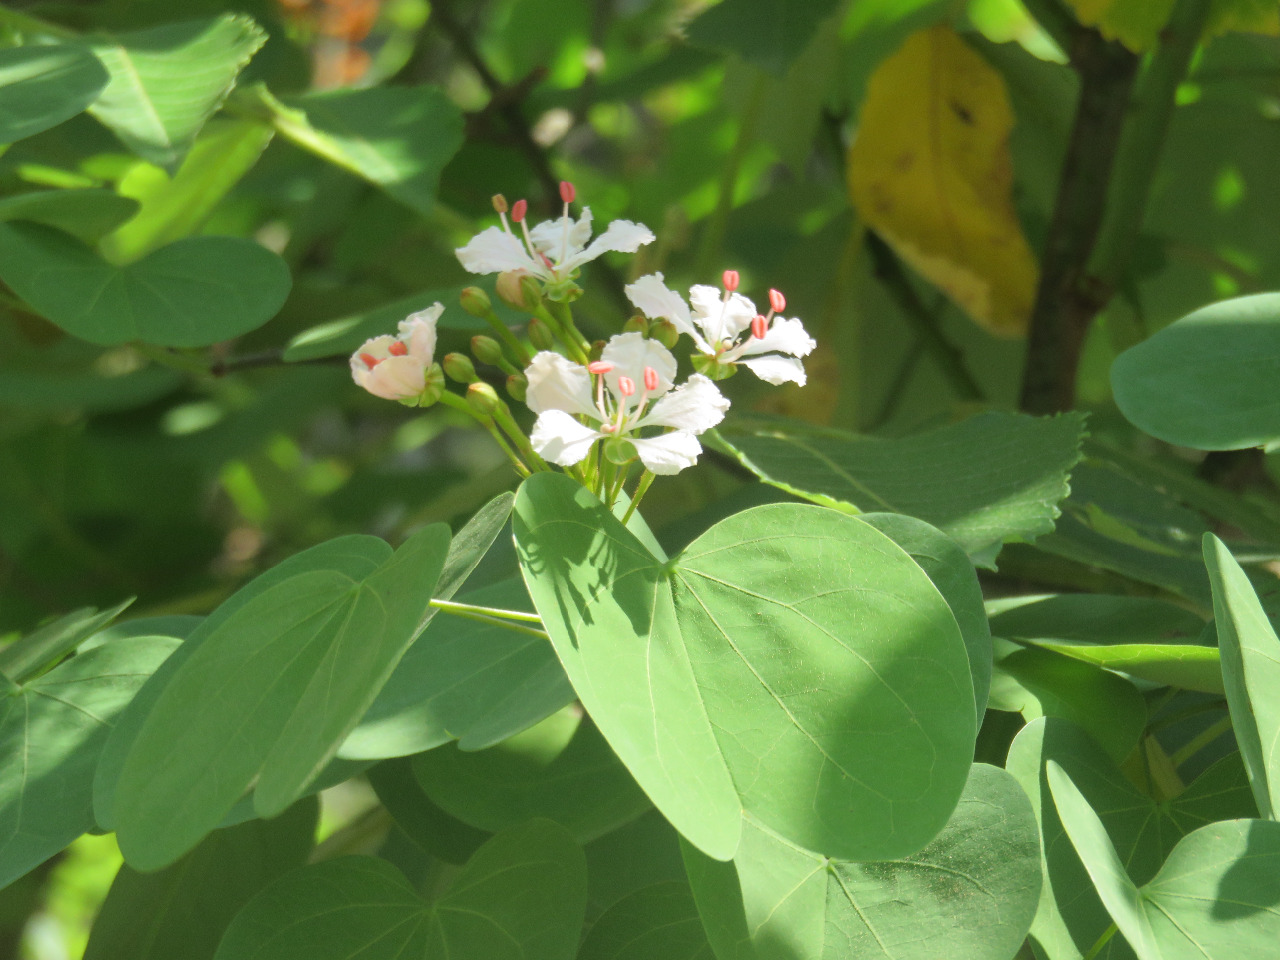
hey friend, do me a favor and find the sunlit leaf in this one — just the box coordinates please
[0,44,108,144]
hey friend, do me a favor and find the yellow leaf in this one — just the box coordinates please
[1063,0,1277,52]
[848,25,1038,337]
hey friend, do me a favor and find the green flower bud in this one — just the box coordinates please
[495,270,532,310]
[506,372,528,403]
[471,335,505,367]
[691,353,737,381]
[466,381,502,417]
[603,436,637,465]
[443,352,478,383]
[651,319,680,349]
[459,286,492,318]
[544,278,583,303]
[518,273,544,311]
[527,317,556,351]
[417,363,446,406]
[623,314,650,336]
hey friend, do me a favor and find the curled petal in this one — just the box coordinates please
[564,217,655,272]
[689,286,757,346]
[631,431,703,475]
[600,332,677,408]
[738,354,808,386]
[531,409,601,467]
[624,273,699,344]
[456,227,540,275]
[636,374,730,434]
[530,207,594,258]
[398,303,442,362]
[732,316,816,360]
[354,355,428,400]
[524,351,598,418]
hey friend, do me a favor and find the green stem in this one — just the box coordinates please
[620,470,656,525]
[436,391,531,476]
[551,301,589,352]
[1082,923,1118,960]
[429,598,543,624]
[432,603,550,640]
[1170,715,1234,768]
[534,303,589,363]
[482,309,533,366]
[490,400,549,472]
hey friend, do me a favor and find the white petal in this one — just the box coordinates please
[733,316,816,360]
[360,355,428,400]
[398,303,442,362]
[563,218,655,272]
[600,332,677,409]
[524,351,598,418]
[631,432,702,475]
[531,409,601,467]
[690,286,757,346]
[530,207,594,260]
[738,354,808,386]
[636,374,730,434]
[456,227,539,275]
[624,273,699,342]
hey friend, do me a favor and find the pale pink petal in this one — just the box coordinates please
[398,303,442,362]
[600,332,677,409]
[531,409,601,466]
[361,355,428,400]
[524,351,598,418]
[624,273,700,344]
[634,374,729,433]
[563,218,655,272]
[732,316,816,360]
[631,431,702,475]
[456,227,539,275]
[738,354,808,386]
[690,286,756,347]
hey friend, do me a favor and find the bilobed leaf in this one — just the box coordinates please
[0,44,109,144]
[367,758,492,865]
[849,25,1039,334]
[0,189,139,242]
[1111,293,1280,450]
[83,14,266,168]
[684,764,1041,960]
[715,411,1086,565]
[0,637,178,889]
[0,222,291,347]
[111,526,450,870]
[83,797,317,960]
[0,597,133,683]
[1204,533,1280,820]
[213,820,587,960]
[686,0,843,74]
[514,473,975,862]
[579,882,713,960]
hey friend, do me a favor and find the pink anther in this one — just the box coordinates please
[617,376,636,397]
[722,269,739,292]
[559,181,575,204]
[643,366,659,391]
[359,352,381,368]
[768,288,786,313]
[587,361,614,375]
[751,315,768,339]
[511,198,528,223]
[388,341,408,356]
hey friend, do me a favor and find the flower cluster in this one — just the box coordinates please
[349,183,816,510]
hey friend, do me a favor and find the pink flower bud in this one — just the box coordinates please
[617,375,636,397]
[587,361,614,375]
[751,315,768,339]
[722,269,739,292]
[511,198,528,223]
[388,341,408,356]
[643,366,659,391]
[559,180,575,204]
[769,288,786,313]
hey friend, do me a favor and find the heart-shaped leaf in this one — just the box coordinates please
[0,44,108,144]
[213,820,587,960]
[0,222,291,347]
[0,189,139,242]
[514,473,975,862]
[579,881,714,960]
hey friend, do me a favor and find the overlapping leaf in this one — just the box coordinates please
[579,882,714,960]
[0,189,140,243]
[0,44,109,144]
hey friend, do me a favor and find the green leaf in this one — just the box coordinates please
[583,810,688,924]
[514,473,975,862]
[0,637,178,889]
[862,512,992,718]
[684,764,1041,960]
[213,820,587,960]
[0,44,109,144]
[367,758,491,866]
[686,0,843,75]
[83,15,266,168]
[101,117,275,262]
[579,882,714,960]
[282,287,475,362]
[0,189,139,242]
[713,411,1086,565]
[0,223,291,347]
[1112,293,1280,450]
[111,526,450,869]
[83,798,317,960]
[257,83,464,214]
[0,597,133,683]
[413,708,652,844]
[94,534,392,832]
[1204,532,1280,820]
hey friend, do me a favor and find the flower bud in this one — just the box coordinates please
[518,273,544,310]
[496,270,532,310]
[471,335,505,367]
[506,372,528,403]
[418,363,446,406]
[604,436,638,465]
[459,286,492,318]
[651,319,680,349]
[623,314,650,336]
[527,317,556,351]
[443,352,478,383]
[466,381,503,416]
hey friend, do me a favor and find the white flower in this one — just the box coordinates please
[625,272,817,385]
[525,332,730,475]
[350,303,442,401]
[456,202,653,286]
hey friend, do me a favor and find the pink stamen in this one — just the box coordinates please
[511,198,528,223]
[559,181,575,204]
[769,288,786,313]
[587,361,613,375]
[722,269,739,292]
[618,376,636,397]
[751,315,768,339]
[359,352,381,368]
[388,341,408,356]
[643,366,659,392]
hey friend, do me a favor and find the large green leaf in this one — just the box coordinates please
[0,636,178,888]
[579,882,714,960]
[255,83,464,215]
[111,526,450,869]
[0,597,133,683]
[683,764,1041,960]
[1112,293,1280,450]
[413,708,651,843]
[0,44,109,144]
[514,473,975,862]
[213,820,587,960]
[0,223,291,347]
[83,14,266,168]
[0,189,139,242]
[583,810,688,924]
[94,534,392,831]
[714,412,1086,565]
[1007,718,1257,960]
[1204,533,1280,820]
[367,758,492,866]
[686,0,843,75]
[83,797,317,960]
